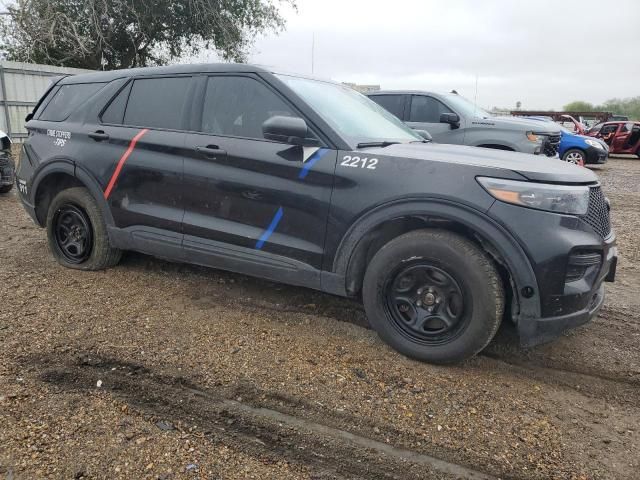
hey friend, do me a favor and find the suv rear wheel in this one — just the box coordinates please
[46,187,122,270]
[0,184,12,194]
[362,230,504,364]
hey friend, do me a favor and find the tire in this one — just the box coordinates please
[46,187,122,270]
[562,148,586,166]
[362,229,504,364]
[0,183,12,194]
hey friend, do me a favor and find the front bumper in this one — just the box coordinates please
[584,145,608,165]
[0,153,14,186]
[518,242,616,347]
[488,193,617,348]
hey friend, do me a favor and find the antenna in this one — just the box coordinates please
[473,73,479,117]
[311,32,315,75]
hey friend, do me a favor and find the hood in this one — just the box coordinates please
[479,116,562,135]
[365,142,597,184]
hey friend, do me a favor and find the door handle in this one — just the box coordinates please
[88,130,110,141]
[196,145,227,159]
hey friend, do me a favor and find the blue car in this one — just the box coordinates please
[527,117,608,165]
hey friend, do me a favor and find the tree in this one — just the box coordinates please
[0,0,294,70]
[564,98,640,120]
[563,101,597,112]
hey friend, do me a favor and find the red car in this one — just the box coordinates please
[587,121,640,157]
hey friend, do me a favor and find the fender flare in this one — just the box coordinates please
[332,198,541,322]
[30,158,114,228]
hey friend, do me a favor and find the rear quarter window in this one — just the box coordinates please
[39,83,106,121]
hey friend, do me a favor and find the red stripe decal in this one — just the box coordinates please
[103,129,149,199]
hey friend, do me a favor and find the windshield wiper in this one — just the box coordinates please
[356,141,400,148]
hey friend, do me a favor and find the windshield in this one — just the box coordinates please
[277,75,422,146]
[442,94,491,119]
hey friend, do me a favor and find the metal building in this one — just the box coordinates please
[0,61,92,142]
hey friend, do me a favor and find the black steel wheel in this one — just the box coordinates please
[46,187,122,270]
[384,263,470,346]
[52,204,93,263]
[363,230,504,364]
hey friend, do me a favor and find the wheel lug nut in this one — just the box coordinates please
[416,300,422,307]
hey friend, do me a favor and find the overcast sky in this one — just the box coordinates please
[198,0,639,110]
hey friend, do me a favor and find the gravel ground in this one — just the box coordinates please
[0,156,639,480]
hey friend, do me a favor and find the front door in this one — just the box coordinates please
[182,74,337,276]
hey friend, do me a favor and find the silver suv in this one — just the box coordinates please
[368,91,561,157]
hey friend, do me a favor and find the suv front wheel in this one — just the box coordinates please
[46,187,122,270]
[363,230,504,364]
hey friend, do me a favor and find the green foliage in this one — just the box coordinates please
[564,98,640,120]
[0,0,294,70]
[563,101,598,112]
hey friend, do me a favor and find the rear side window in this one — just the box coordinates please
[39,83,106,121]
[123,77,191,130]
[200,76,294,139]
[369,95,406,119]
[409,95,453,123]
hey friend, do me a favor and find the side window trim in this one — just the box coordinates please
[192,73,326,146]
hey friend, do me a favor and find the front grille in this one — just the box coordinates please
[581,186,611,239]
[543,134,561,157]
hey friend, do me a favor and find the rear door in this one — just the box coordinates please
[97,76,194,241]
[406,95,460,143]
[368,94,408,121]
[182,74,337,279]
[611,122,635,153]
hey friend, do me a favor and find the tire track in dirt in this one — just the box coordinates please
[27,352,495,480]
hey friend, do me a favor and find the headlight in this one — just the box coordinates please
[526,132,544,143]
[477,177,589,215]
[585,139,604,150]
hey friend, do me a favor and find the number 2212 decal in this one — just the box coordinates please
[340,155,378,170]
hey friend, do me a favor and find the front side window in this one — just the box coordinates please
[40,83,106,121]
[410,96,454,123]
[200,76,294,139]
[369,95,406,119]
[123,77,191,130]
[278,75,420,146]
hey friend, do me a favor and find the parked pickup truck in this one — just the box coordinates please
[368,91,562,157]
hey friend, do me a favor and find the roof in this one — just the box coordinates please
[59,63,272,84]
[367,90,444,96]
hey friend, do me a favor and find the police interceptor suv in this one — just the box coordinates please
[16,64,617,364]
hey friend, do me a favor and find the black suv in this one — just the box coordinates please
[16,64,617,363]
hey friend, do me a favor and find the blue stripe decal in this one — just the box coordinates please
[255,207,284,250]
[298,148,329,179]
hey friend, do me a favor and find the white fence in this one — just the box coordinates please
[0,61,92,142]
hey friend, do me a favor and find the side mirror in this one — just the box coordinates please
[262,116,318,146]
[413,129,432,142]
[440,112,460,129]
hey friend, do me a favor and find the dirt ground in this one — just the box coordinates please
[1,156,638,480]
